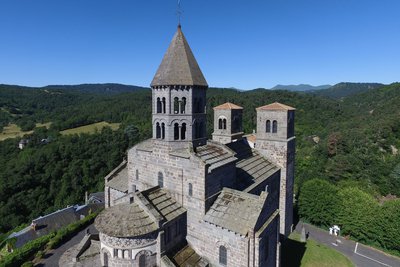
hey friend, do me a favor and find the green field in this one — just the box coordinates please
[60,121,120,135]
[0,121,119,141]
[0,124,32,141]
[0,123,52,141]
[282,232,354,267]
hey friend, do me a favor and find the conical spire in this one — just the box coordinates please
[151,26,208,87]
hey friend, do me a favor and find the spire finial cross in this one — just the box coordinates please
[177,0,183,27]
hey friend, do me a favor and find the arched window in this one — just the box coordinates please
[162,97,166,113]
[156,122,161,138]
[188,183,193,196]
[181,97,186,114]
[158,172,163,188]
[139,254,146,267]
[161,123,165,139]
[197,98,203,113]
[219,246,227,266]
[174,97,179,114]
[174,123,179,140]
[233,116,240,132]
[181,123,186,140]
[222,119,227,130]
[193,98,198,113]
[218,118,223,129]
[156,97,161,113]
[136,169,139,180]
[266,120,271,133]
[272,120,278,133]
[198,122,204,138]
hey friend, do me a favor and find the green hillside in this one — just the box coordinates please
[310,82,384,99]
[0,83,399,253]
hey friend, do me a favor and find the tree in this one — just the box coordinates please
[337,187,378,243]
[298,179,339,227]
[373,199,400,252]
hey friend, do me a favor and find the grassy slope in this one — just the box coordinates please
[60,121,120,135]
[0,123,51,141]
[283,232,354,267]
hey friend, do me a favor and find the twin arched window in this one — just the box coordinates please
[156,97,166,113]
[219,246,227,266]
[174,97,186,114]
[266,120,278,133]
[193,98,203,113]
[194,121,204,139]
[156,122,165,139]
[173,123,187,140]
[218,118,227,130]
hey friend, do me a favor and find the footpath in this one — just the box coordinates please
[34,224,97,267]
[295,223,400,267]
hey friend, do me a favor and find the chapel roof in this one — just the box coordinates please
[195,142,237,171]
[227,140,280,191]
[105,161,128,193]
[151,25,208,87]
[203,188,266,236]
[141,187,186,222]
[95,202,158,237]
[256,102,296,111]
[213,102,243,110]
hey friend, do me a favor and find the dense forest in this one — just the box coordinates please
[0,82,399,253]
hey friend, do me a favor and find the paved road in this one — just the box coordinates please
[35,224,97,267]
[295,223,400,267]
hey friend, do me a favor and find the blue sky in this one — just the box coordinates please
[0,0,399,89]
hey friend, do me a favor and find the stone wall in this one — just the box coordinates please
[105,186,126,208]
[99,232,158,267]
[256,108,295,236]
[190,220,250,267]
[255,214,279,267]
[212,108,243,144]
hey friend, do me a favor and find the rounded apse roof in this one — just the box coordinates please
[95,203,158,238]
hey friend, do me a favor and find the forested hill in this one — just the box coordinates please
[310,82,384,99]
[271,84,332,92]
[44,83,149,94]
[0,83,399,238]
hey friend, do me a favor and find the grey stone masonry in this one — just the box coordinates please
[212,102,244,144]
[255,104,295,236]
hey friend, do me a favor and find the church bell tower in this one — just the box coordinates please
[151,25,208,149]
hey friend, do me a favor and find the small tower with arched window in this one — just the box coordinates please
[151,25,208,149]
[212,102,243,144]
[255,102,296,236]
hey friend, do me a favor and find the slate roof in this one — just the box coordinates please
[151,25,208,87]
[213,102,243,110]
[141,187,186,222]
[227,140,280,191]
[95,202,158,237]
[195,142,237,171]
[203,188,266,236]
[106,161,128,193]
[256,102,296,111]
[172,245,208,266]
[32,206,78,234]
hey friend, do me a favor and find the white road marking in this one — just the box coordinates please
[354,242,392,267]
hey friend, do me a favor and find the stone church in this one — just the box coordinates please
[95,25,295,267]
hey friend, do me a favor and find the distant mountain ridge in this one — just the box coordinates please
[271,84,332,92]
[45,83,149,94]
[311,82,385,99]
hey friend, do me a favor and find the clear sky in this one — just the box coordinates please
[1,0,399,89]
